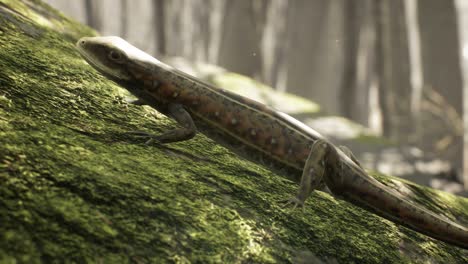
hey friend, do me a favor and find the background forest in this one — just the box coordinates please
[45,0,468,196]
[0,0,467,261]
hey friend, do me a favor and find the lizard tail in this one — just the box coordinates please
[340,172,468,249]
[325,144,468,249]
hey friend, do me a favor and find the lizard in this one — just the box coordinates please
[76,36,468,249]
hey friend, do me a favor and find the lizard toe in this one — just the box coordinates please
[280,196,304,210]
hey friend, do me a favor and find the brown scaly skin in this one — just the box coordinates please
[306,141,468,249]
[76,36,468,249]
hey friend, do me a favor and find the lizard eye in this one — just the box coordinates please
[108,50,124,63]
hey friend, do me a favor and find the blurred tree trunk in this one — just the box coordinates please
[376,0,412,140]
[340,0,359,120]
[84,0,102,31]
[340,0,377,127]
[219,0,262,77]
[120,0,128,38]
[418,0,463,173]
[403,0,424,146]
[418,0,463,121]
[340,0,385,132]
[249,0,269,82]
[404,0,423,119]
[163,0,226,63]
[153,0,166,56]
[206,0,227,63]
[254,0,291,91]
[455,0,468,190]
[286,0,345,115]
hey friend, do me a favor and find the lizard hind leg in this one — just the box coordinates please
[338,145,362,168]
[282,139,328,209]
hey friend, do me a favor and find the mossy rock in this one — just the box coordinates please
[0,0,467,263]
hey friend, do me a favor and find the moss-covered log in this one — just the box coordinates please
[0,0,467,263]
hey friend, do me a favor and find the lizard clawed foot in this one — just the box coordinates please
[125,98,147,105]
[125,130,161,145]
[280,196,305,211]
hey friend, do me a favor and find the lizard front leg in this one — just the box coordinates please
[127,103,197,144]
[284,139,329,208]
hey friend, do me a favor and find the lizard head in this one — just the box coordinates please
[76,36,168,83]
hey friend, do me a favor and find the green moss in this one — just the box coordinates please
[355,134,395,146]
[0,0,467,263]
